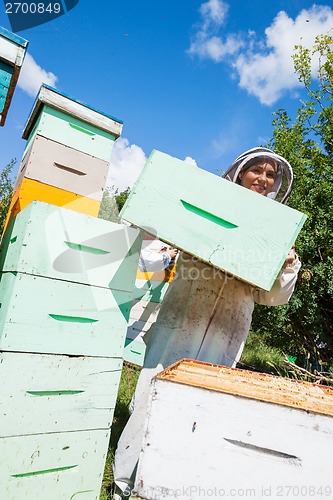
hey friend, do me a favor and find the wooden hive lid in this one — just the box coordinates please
[0,26,28,49]
[156,358,333,417]
[22,84,123,139]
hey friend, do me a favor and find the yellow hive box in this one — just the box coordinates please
[4,178,100,232]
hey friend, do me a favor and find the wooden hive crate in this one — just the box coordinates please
[133,359,333,499]
[124,281,170,366]
[120,150,307,291]
[0,26,28,126]
[124,236,176,366]
[3,177,102,232]
[0,352,122,436]
[14,135,110,201]
[0,428,110,499]
[0,271,133,357]
[0,201,143,290]
[22,84,122,162]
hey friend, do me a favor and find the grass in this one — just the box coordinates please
[100,363,141,500]
[239,330,289,375]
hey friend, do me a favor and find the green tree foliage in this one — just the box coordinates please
[251,34,333,369]
[98,186,130,223]
[0,159,15,235]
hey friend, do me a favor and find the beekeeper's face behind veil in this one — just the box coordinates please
[223,147,294,204]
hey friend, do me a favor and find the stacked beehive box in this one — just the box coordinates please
[0,87,143,497]
[124,239,176,366]
[0,201,142,498]
[0,26,28,126]
[4,84,123,231]
[132,359,333,499]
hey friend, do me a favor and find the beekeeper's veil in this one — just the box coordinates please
[222,147,293,204]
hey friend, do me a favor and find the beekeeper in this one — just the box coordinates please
[138,238,178,273]
[113,147,301,499]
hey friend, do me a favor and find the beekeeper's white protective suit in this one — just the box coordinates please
[138,239,173,272]
[113,148,301,497]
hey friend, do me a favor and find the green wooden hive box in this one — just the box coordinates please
[0,26,28,126]
[0,352,122,436]
[22,84,122,161]
[120,150,307,291]
[0,271,133,357]
[0,428,110,499]
[0,201,143,291]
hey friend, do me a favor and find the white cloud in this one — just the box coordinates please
[188,0,242,61]
[184,156,198,167]
[199,0,229,27]
[188,3,333,105]
[107,137,147,191]
[235,6,333,105]
[18,53,58,97]
[189,34,243,62]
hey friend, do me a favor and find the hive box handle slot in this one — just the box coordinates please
[64,241,110,255]
[68,122,96,136]
[53,162,87,176]
[48,314,99,323]
[180,200,238,229]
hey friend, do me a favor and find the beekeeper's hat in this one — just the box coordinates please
[222,147,293,204]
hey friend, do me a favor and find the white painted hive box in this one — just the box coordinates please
[133,359,333,499]
[120,150,307,291]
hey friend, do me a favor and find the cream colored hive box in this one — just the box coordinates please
[133,359,333,499]
[14,135,110,201]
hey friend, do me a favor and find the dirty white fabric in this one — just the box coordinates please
[113,252,301,495]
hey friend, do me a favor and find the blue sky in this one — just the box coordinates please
[1,0,332,190]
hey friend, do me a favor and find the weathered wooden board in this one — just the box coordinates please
[0,429,110,499]
[0,27,28,126]
[121,150,307,291]
[0,201,142,291]
[134,359,333,499]
[15,135,109,201]
[0,272,132,357]
[3,178,101,232]
[22,88,121,161]
[0,352,122,436]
